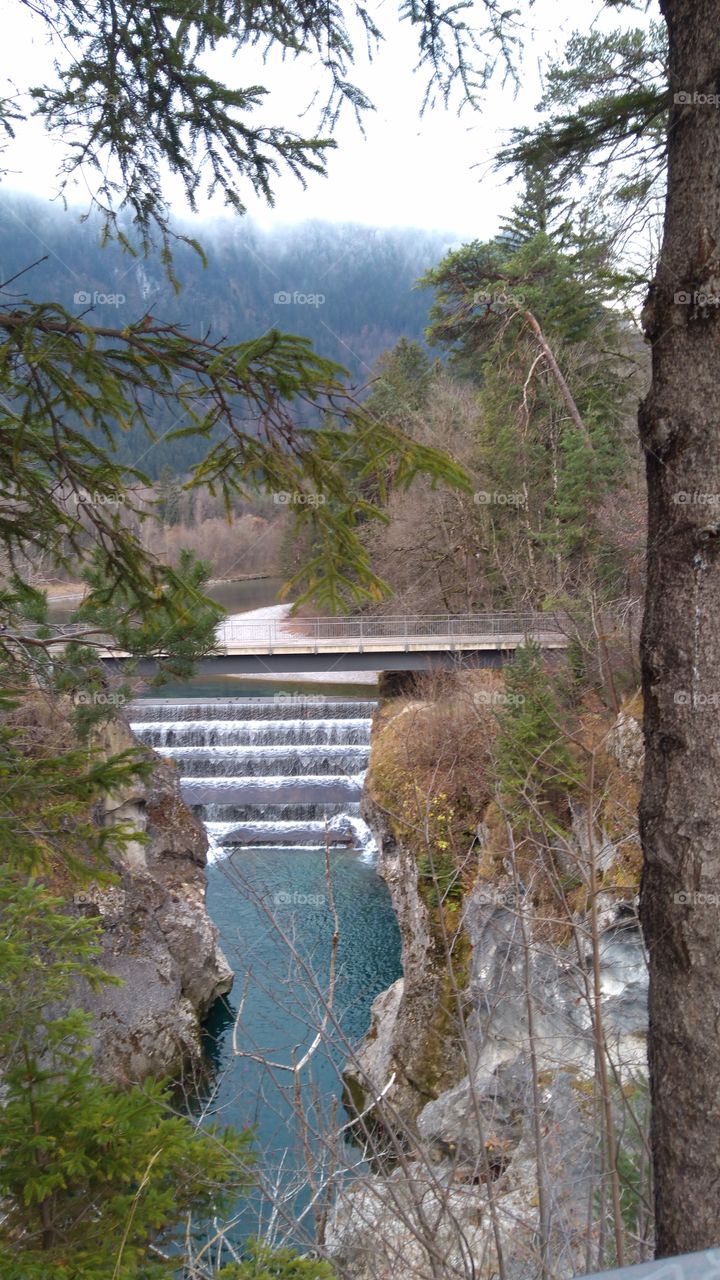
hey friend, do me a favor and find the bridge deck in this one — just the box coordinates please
[29,612,569,672]
[211,632,567,656]
[209,612,568,657]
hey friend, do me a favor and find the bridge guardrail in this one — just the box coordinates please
[217,612,568,649]
[6,612,570,655]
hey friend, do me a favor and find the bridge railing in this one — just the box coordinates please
[16,611,569,655]
[217,611,567,649]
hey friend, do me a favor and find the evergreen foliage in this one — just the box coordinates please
[419,168,640,600]
[494,641,582,824]
[1,0,517,259]
[0,197,452,476]
[0,872,252,1279]
[0,689,151,877]
[0,293,467,613]
[363,338,435,424]
[218,1241,335,1277]
[498,24,669,256]
[157,465,183,526]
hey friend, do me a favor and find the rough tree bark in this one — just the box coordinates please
[639,0,720,1256]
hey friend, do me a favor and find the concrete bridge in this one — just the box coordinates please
[100,612,568,676]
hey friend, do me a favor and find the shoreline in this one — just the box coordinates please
[35,573,281,601]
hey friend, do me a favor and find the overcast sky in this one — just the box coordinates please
[3,0,658,242]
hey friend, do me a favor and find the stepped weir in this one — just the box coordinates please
[129,697,377,858]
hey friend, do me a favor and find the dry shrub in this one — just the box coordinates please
[22,485,287,587]
[147,512,285,578]
[367,673,499,863]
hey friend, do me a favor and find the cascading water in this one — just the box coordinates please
[128,688,400,1248]
[129,697,378,859]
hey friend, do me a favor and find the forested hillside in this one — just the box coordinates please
[0,194,451,477]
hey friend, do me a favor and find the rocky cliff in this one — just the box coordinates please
[71,715,232,1084]
[330,684,648,1280]
[343,789,467,1125]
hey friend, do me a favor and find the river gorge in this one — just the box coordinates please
[50,582,650,1275]
[129,682,402,1244]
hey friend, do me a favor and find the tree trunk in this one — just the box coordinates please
[639,0,720,1255]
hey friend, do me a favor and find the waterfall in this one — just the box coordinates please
[129,697,377,862]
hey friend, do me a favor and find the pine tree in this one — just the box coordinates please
[156,464,184,526]
[420,174,639,603]
[498,24,669,256]
[494,640,582,826]
[364,338,434,424]
[0,871,252,1279]
[498,163,573,251]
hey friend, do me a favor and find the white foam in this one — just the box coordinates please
[337,815,378,862]
[183,773,367,790]
[204,814,376,862]
[157,743,369,759]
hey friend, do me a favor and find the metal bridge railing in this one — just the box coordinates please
[13,611,568,656]
[217,612,567,650]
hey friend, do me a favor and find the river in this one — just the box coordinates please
[126,580,401,1250]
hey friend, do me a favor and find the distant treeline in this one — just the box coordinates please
[0,194,454,477]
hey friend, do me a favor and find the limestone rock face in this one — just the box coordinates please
[333,703,648,1279]
[327,1068,612,1280]
[347,793,465,1122]
[344,977,404,1119]
[607,705,644,772]
[73,718,232,1083]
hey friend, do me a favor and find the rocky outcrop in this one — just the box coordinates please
[607,699,645,773]
[345,793,466,1123]
[331,699,648,1279]
[71,716,232,1083]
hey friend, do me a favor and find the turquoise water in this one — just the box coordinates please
[201,847,401,1244]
